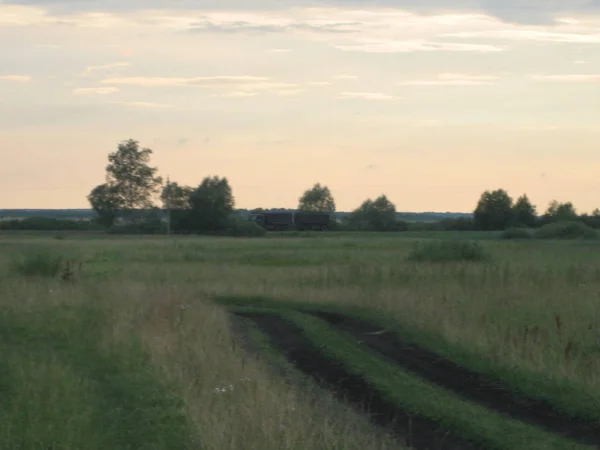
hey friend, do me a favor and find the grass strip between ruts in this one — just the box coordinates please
[219,295,600,425]
[231,306,594,450]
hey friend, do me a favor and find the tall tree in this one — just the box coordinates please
[87,183,121,228]
[512,194,537,227]
[104,139,163,213]
[161,181,193,210]
[473,189,514,230]
[545,200,578,222]
[298,183,336,212]
[185,176,235,232]
[346,195,396,231]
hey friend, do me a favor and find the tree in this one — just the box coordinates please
[593,208,600,217]
[185,176,235,232]
[346,194,396,231]
[545,200,578,222]
[473,189,514,230]
[298,183,336,212]
[161,181,193,210]
[104,139,163,214]
[87,183,122,228]
[512,194,537,227]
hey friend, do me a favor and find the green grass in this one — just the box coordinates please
[2,232,600,449]
[282,309,594,450]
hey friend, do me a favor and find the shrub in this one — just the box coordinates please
[221,218,266,237]
[500,227,533,240]
[535,221,597,240]
[407,240,487,263]
[11,253,65,277]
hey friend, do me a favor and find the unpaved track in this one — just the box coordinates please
[310,311,600,448]
[236,311,481,450]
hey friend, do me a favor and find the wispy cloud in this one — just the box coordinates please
[445,30,600,43]
[306,81,331,86]
[0,75,31,82]
[102,75,287,88]
[218,91,258,98]
[531,74,600,82]
[334,39,505,53]
[188,18,362,35]
[111,101,173,108]
[81,62,131,77]
[266,48,291,53]
[339,92,397,100]
[397,73,499,86]
[331,75,358,80]
[73,87,120,95]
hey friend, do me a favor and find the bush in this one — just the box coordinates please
[500,227,533,240]
[11,253,64,277]
[221,218,266,237]
[535,221,597,240]
[407,240,487,263]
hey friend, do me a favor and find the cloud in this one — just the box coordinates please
[4,0,600,25]
[188,18,362,35]
[305,81,331,86]
[81,62,131,77]
[445,29,600,43]
[334,39,505,53]
[111,101,173,108]
[397,73,499,86]
[339,92,397,100]
[72,86,119,95]
[331,75,358,80]
[531,74,600,82]
[0,75,31,82]
[266,48,291,52]
[219,91,258,98]
[101,75,301,97]
[573,60,588,64]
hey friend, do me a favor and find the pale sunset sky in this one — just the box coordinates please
[1,0,599,212]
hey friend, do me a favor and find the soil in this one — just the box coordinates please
[235,311,482,450]
[310,310,600,448]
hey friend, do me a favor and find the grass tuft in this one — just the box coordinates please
[407,239,487,262]
[535,221,598,240]
[10,252,65,277]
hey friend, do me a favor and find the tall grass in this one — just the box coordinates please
[2,234,600,447]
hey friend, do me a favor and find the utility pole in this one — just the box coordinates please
[166,175,171,236]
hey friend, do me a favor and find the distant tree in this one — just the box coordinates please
[512,194,537,227]
[593,208,600,217]
[250,208,267,214]
[161,181,193,210]
[298,183,336,212]
[87,183,122,228]
[104,139,163,214]
[544,200,578,222]
[185,176,235,232]
[346,194,396,231]
[473,189,514,230]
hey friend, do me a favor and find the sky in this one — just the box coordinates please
[1,0,600,212]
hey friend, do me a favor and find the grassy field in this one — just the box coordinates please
[1,231,600,449]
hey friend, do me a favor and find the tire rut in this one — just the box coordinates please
[310,311,600,448]
[236,311,482,450]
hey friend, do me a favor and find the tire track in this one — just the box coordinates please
[310,311,600,448]
[236,311,481,450]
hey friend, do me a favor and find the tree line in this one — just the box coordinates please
[85,139,402,234]
[2,139,597,233]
